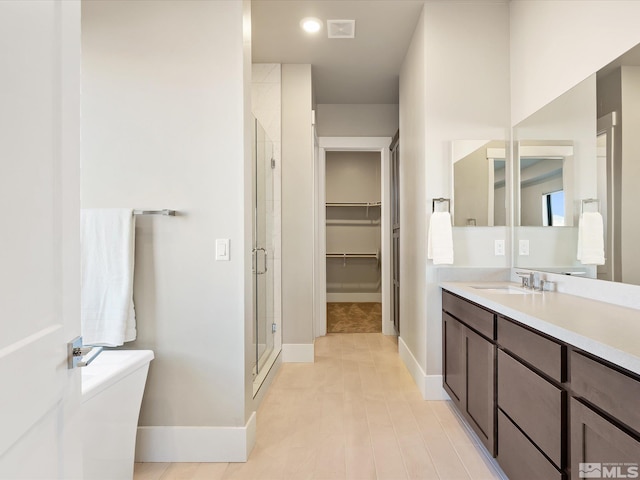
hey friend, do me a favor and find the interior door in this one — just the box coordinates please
[0,1,82,477]
[390,131,400,334]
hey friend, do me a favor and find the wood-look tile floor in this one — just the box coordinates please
[134,333,504,480]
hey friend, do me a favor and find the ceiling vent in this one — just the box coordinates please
[327,19,355,39]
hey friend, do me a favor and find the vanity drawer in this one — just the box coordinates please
[442,290,494,339]
[497,410,563,480]
[571,351,640,435]
[498,316,565,382]
[498,349,564,468]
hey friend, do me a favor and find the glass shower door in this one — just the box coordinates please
[253,118,276,386]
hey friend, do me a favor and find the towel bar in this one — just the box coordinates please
[432,197,451,213]
[580,198,600,214]
[133,209,176,216]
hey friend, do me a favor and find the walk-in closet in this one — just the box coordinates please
[325,151,382,333]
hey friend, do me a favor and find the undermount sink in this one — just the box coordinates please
[472,285,542,295]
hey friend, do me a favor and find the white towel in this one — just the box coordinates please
[427,212,454,265]
[81,209,137,346]
[577,212,605,265]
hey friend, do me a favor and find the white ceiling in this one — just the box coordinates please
[251,0,425,104]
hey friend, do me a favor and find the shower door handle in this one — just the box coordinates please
[256,248,267,275]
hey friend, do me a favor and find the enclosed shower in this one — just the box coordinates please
[252,118,281,394]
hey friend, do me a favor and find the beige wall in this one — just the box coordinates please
[325,152,381,203]
[316,104,399,137]
[81,0,252,432]
[399,1,511,383]
[398,3,428,378]
[281,64,314,345]
[510,0,640,125]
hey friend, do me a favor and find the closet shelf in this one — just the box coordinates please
[326,250,381,267]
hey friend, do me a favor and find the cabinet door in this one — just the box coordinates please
[464,327,496,455]
[571,398,640,480]
[443,313,464,406]
[498,410,563,480]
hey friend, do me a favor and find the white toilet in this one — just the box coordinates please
[81,350,154,480]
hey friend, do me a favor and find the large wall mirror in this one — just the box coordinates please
[452,140,507,227]
[514,40,640,286]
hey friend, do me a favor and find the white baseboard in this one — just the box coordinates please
[425,374,449,400]
[135,411,257,462]
[282,343,314,363]
[326,293,382,303]
[398,336,448,400]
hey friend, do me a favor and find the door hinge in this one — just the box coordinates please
[271,158,276,169]
[272,323,277,333]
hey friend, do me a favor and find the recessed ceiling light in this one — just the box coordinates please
[300,17,322,34]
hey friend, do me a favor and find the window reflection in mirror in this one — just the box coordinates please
[452,140,506,227]
[543,190,565,226]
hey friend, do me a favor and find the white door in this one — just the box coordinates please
[0,1,82,478]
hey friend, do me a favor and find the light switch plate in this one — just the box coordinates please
[215,239,230,261]
[519,239,530,256]
[494,239,505,256]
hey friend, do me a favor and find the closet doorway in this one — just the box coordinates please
[315,138,393,338]
[326,151,382,333]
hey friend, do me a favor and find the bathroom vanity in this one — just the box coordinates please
[441,283,640,480]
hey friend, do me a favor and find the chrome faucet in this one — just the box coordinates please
[515,271,534,289]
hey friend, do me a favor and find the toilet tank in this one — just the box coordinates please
[82,350,154,480]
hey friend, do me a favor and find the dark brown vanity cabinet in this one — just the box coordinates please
[442,291,496,456]
[442,289,640,480]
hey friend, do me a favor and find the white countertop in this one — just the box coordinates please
[441,281,640,376]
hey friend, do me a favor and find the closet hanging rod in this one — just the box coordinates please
[326,253,379,258]
[133,209,176,216]
[325,202,382,207]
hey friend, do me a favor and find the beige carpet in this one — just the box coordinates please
[326,302,382,333]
